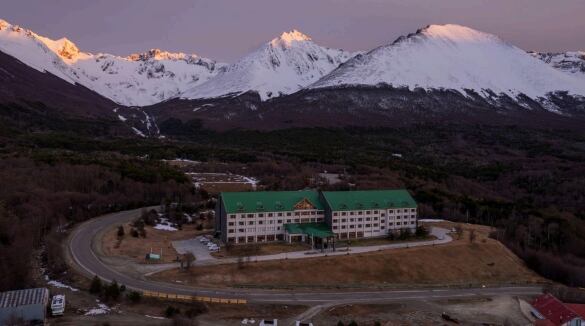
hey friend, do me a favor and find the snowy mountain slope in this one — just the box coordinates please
[531,51,585,79]
[311,24,585,102]
[181,30,356,101]
[0,19,224,106]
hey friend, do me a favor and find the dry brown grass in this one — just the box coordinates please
[151,228,543,288]
[211,242,311,258]
[101,223,208,263]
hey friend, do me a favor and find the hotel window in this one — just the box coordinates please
[287,212,292,216]
[228,229,235,233]
[333,226,338,230]
[389,210,394,214]
[381,213,386,217]
[238,221,245,226]
[333,219,338,223]
[341,225,346,229]
[295,212,300,216]
[397,216,401,219]
[358,224,362,228]
[373,217,378,221]
[333,212,339,216]
[396,222,401,226]
[358,211,363,215]
[411,221,415,225]
[228,222,235,226]
[229,214,236,219]
[374,210,378,214]
[349,225,355,229]
[248,221,254,225]
[366,217,371,221]
[258,221,264,225]
[342,219,346,223]
[365,224,371,228]
[269,220,274,224]
[349,218,355,222]
[341,212,347,216]
[358,218,363,222]
[286,219,291,223]
[381,226,385,230]
[247,214,254,218]
[374,223,378,227]
[389,223,393,226]
[278,212,283,217]
[318,210,324,214]
[238,228,245,232]
[277,220,282,224]
[268,213,273,217]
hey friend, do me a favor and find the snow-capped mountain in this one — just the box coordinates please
[531,51,585,79]
[311,24,585,103]
[0,19,224,106]
[181,30,356,101]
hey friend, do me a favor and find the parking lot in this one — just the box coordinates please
[172,235,217,263]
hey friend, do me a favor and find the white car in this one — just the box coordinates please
[208,246,219,252]
[51,295,65,316]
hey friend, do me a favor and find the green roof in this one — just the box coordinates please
[221,190,324,214]
[284,223,335,238]
[321,189,416,211]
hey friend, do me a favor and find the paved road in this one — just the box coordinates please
[68,207,543,305]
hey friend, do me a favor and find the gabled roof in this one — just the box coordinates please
[0,288,49,308]
[532,294,581,326]
[566,304,585,319]
[221,191,323,214]
[321,189,416,211]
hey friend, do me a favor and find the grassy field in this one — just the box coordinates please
[211,242,311,258]
[151,224,544,289]
[101,223,208,263]
[336,234,436,247]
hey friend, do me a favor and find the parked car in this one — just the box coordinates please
[51,294,65,316]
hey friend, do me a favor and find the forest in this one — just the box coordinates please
[1,122,584,290]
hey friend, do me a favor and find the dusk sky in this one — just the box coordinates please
[3,0,585,62]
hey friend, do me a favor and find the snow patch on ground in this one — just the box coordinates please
[154,217,178,231]
[44,275,79,292]
[146,315,166,320]
[131,127,146,137]
[418,219,446,223]
[85,303,110,316]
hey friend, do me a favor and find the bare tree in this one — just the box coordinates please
[469,229,477,244]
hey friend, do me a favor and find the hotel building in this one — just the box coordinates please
[215,189,417,245]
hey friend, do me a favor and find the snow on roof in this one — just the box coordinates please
[0,288,49,308]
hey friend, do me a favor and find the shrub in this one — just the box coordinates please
[165,305,181,318]
[89,275,102,294]
[104,280,120,301]
[130,228,139,238]
[117,225,125,237]
[126,291,142,303]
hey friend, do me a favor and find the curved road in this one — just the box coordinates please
[68,207,542,304]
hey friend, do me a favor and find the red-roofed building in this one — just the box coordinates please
[531,294,584,326]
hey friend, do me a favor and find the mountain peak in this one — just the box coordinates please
[271,29,312,47]
[421,24,500,42]
[0,19,9,30]
[54,37,80,60]
[127,48,198,61]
